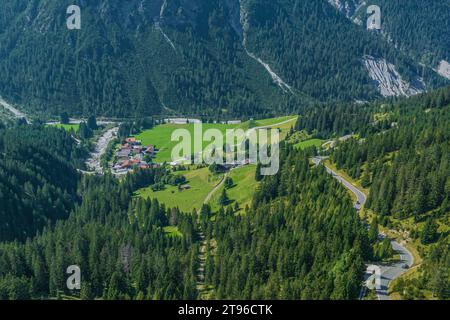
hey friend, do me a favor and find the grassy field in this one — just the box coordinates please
[135,116,297,213]
[136,165,258,214]
[251,116,297,128]
[48,123,80,133]
[135,123,240,163]
[163,226,183,238]
[209,165,258,213]
[294,138,324,150]
[136,167,223,213]
[135,116,297,163]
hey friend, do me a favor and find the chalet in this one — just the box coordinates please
[131,147,143,155]
[117,149,131,158]
[112,135,160,175]
[144,145,155,154]
[121,160,132,168]
[113,164,123,170]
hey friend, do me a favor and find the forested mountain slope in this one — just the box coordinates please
[329,0,450,80]
[298,86,450,299]
[0,124,86,241]
[0,0,447,118]
[0,173,198,300]
[0,140,371,300]
[200,148,370,299]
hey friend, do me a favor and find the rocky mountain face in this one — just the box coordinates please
[0,0,448,117]
[363,56,425,97]
[327,0,366,22]
[328,0,450,88]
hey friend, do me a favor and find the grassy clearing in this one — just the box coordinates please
[163,226,183,238]
[135,116,297,163]
[136,167,222,213]
[294,138,324,150]
[135,116,296,213]
[209,165,258,213]
[48,123,80,132]
[373,112,392,122]
[135,123,240,163]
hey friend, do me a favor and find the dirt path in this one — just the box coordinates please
[203,173,228,204]
[195,171,232,299]
[195,231,210,299]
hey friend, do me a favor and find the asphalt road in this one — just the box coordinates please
[312,157,366,210]
[376,240,414,300]
[312,157,414,300]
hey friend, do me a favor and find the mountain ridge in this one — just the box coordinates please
[0,0,448,118]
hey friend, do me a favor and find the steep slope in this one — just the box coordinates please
[0,0,447,118]
[238,0,440,100]
[0,125,85,241]
[363,55,425,97]
[0,0,295,118]
[328,0,450,85]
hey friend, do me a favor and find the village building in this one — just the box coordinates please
[112,137,159,175]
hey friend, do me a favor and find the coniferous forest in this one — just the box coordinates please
[201,148,369,299]
[0,0,448,118]
[298,86,450,299]
[0,125,85,242]
[0,0,449,303]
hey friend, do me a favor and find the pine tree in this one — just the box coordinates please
[224,177,234,189]
[218,189,229,206]
[421,219,438,244]
[368,217,379,244]
[60,112,70,124]
[255,163,263,182]
[87,115,98,130]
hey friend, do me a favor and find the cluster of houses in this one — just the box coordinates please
[112,137,159,175]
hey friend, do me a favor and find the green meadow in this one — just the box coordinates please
[135,116,297,163]
[294,138,324,150]
[136,167,223,213]
[209,164,258,213]
[48,123,80,133]
[135,116,297,214]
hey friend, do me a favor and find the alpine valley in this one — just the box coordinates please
[0,0,448,303]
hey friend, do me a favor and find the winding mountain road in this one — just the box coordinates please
[312,157,366,210]
[376,240,414,300]
[312,157,414,300]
